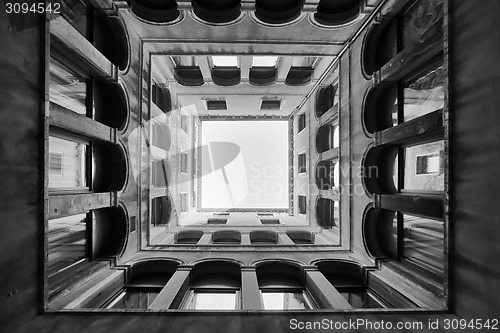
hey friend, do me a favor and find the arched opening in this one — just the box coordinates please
[249,67,278,86]
[131,0,180,23]
[212,230,241,244]
[174,66,205,86]
[192,0,241,24]
[314,0,361,26]
[316,198,337,229]
[175,230,204,244]
[212,67,241,86]
[254,0,304,24]
[92,142,127,192]
[316,261,387,308]
[362,145,399,195]
[151,196,172,226]
[316,122,338,153]
[93,15,129,71]
[99,260,179,309]
[250,231,278,244]
[285,67,314,86]
[93,80,129,130]
[286,230,314,244]
[315,83,337,118]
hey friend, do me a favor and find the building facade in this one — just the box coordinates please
[1,0,499,332]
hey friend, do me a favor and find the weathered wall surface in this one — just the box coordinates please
[2,1,500,332]
[448,0,500,319]
[0,10,44,328]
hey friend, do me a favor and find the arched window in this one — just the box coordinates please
[256,262,315,310]
[192,0,241,24]
[314,0,361,26]
[47,44,129,307]
[316,261,389,308]
[250,231,278,245]
[180,261,241,310]
[315,83,338,119]
[174,66,205,86]
[361,0,446,303]
[254,0,304,24]
[100,260,179,309]
[58,0,130,70]
[316,123,339,153]
[286,230,314,244]
[362,0,444,76]
[364,208,445,283]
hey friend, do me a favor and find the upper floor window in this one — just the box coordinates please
[180,152,188,173]
[298,195,306,215]
[252,56,278,67]
[180,261,241,310]
[298,153,306,174]
[298,113,306,133]
[257,262,316,310]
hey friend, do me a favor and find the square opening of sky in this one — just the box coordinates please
[201,120,289,210]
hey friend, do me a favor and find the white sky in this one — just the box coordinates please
[201,120,289,209]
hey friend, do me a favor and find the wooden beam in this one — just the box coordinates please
[377,194,444,220]
[49,192,115,219]
[377,110,443,146]
[49,103,115,143]
[50,17,115,80]
[304,267,353,309]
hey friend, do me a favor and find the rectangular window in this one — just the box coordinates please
[298,153,306,174]
[180,193,187,213]
[180,152,188,173]
[48,136,89,190]
[298,195,306,215]
[260,219,281,225]
[48,214,87,277]
[207,218,228,225]
[298,113,306,132]
[182,291,237,310]
[206,99,228,110]
[260,99,281,110]
[403,140,444,191]
[261,291,314,310]
[49,58,87,115]
[212,56,238,67]
[49,152,63,176]
[181,115,188,133]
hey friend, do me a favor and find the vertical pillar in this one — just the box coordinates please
[278,232,295,245]
[241,267,263,310]
[240,56,252,81]
[197,232,212,245]
[303,266,352,309]
[241,233,251,245]
[149,266,192,310]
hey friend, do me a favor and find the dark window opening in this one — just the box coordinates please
[298,153,307,174]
